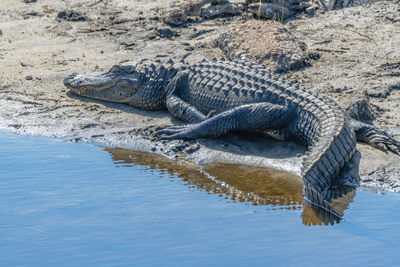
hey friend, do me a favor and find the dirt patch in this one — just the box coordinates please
[215,19,309,72]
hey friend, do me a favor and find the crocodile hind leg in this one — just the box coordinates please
[349,118,400,154]
[157,102,293,140]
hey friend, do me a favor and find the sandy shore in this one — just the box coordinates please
[1,0,399,190]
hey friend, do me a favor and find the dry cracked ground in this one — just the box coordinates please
[0,0,400,191]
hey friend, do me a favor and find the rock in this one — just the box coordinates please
[248,3,294,20]
[184,0,211,16]
[163,0,384,28]
[162,10,187,26]
[163,0,212,26]
[163,0,242,26]
[320,0,383,11]
[346,99,376,122]
[201,3,244,19]
[246,0,382,15]
[156,28,177,39]
[365,85,391,98]
[211,0,229,5]
[57,10,86,22]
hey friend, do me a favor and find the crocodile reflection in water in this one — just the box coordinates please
[102,147,356,226]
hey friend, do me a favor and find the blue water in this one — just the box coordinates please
[1,131,399,266]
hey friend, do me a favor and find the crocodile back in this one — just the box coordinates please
[185,59,291,114]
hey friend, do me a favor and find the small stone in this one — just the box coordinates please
[201,3,243,19]
[156,28,175,39]
[248,3,293,20]
[211,0,228,5]
[184,46,195,51]
[162,11,187,26]
[57,10,86,22]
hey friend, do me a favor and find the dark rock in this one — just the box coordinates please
[346,99,376,122]
[191,29,214,39]
[57,10,86,22]
[184,144,200,153]
[365,87,391,98]
[390,84,400,90]
[156,28,176,39]
[184,46,195,51]
[308,51,321,60]
[211,0,228,5]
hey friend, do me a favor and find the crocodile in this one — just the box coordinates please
[63,58,400,218]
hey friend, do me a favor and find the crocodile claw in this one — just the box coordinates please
[369,129,400,155]
[381,138,400,155]
[157,124,202,140]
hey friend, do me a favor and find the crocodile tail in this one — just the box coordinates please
[302,180,343,219]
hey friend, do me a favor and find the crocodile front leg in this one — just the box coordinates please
[158,102,293,140]
[165,71,210,123]
[166,95,209,123]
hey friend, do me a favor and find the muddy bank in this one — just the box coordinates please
[0,0,399,191]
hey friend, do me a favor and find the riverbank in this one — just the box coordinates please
[1,0,399,190]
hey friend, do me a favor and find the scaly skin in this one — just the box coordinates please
[64,58,400,218]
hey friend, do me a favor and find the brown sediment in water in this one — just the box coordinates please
[103,146,303,207]
[103,147,356,226]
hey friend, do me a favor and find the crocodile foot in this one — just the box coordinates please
[367,128,400,155]
[157,124,204,140]
[350,118,400,155]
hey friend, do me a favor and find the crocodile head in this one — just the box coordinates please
[64,65,139,103]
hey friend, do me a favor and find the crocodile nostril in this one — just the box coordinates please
[63,73,79,86]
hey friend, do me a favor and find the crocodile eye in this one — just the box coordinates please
[117,80,139,96]
[110,65,121,73]
[118,82,131,88]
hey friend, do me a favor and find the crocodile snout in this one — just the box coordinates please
[63,72,80,89]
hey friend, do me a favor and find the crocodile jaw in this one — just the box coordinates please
[63,66,139,103]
